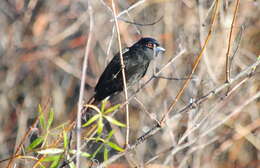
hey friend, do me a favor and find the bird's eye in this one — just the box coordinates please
[146,43,154,49]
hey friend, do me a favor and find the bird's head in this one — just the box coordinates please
[133,37,165,59]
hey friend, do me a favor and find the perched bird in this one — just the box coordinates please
[93,37,165,103]
[80,37,165,163]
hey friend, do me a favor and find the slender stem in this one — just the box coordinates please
[225,0,240,83]
[75,6,93,168]
[160,0,219,124]
[94,57,260,167]
[111,0,130,146]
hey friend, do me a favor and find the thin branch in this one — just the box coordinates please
[162,136,219,165]
[48,11,89,46]
[111,0,130,146]
[134,97,160,124]
[117,16,163,26]
[230,24,244,75]
[178,137,219,168]
[198,0,218,83]
[126,12,142,35]
[225,0,240,83]
[6,101,51,168]
[158,90,260,165]
[174,56,260,118]
[75,6,93,168]
[199,91,260,138]
[119,47,186,109]
[58,45,186,168]
[176,78,248,146]
[97,56,260,166]
[105,25,116,65]
[110,0,147,21]
[160,0,219,124]
[154,75,193,80]
[99,0,117,65]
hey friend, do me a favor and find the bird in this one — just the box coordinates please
[92,37,165,104]
[71,37,165,165]
[80,37,165,163]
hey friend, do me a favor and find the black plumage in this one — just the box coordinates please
[94,37,165,102]
[78,38,165,164]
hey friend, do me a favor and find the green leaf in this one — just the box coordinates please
[37,148,64,155]
[82,114,99,127]
[107,142,124,152]
[84,104,101,114]
[107,130,115,139]
[27,137,44,150]
[47,108,54,129]
[101,99,108,113]
[39,164,46,168]
[42,155,61,162]
[104,104,120,115]
[81,152,91,158]
[103,147,109,161]
[63,130,68,149]
[50,158,61,168]
[38,104,46,129]
[88,137,104,143]
[42,155,62,168]
[86,137,99,141]
[69,162,76,168]
[91,143,105,159]
[104,116,126,127]
[97,117,103,135]
[69,150,91,158]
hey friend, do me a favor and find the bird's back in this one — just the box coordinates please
[94,47,151,101]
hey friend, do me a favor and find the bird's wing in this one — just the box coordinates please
[95,54,121,91]
[94,47,150,101]
[97,48,132,86]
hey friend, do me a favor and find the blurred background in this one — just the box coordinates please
[0,0,259,167]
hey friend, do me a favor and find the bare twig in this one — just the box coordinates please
[230,25,244,76]
[134,97,160,124]
[198,0,218,83]
[75,6,93,168]
[178,137,219,168]
[46,53,81,79]
[176,77,248,147]
[160,90,260,165]
[126,12,141,35]
[96,56,260,166]
[118,16,163,26]
[118,47,186,109]
[105,25,116,65]
[48,11,89,46]
[110,0,147,21]
[160,0,219,124]
[232,120,260,150]
[225,0,240,83]
[174,56,260,118]
[56,44,186,168]
[199,91,260,138]
[111,0,130,146]
[154,75,192,80]
[6,101,51,168]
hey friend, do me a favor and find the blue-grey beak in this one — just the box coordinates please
[156,46,165,52]
[156,46,166,53]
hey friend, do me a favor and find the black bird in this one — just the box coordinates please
[77,37,165,164]
[93,37,165,102]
